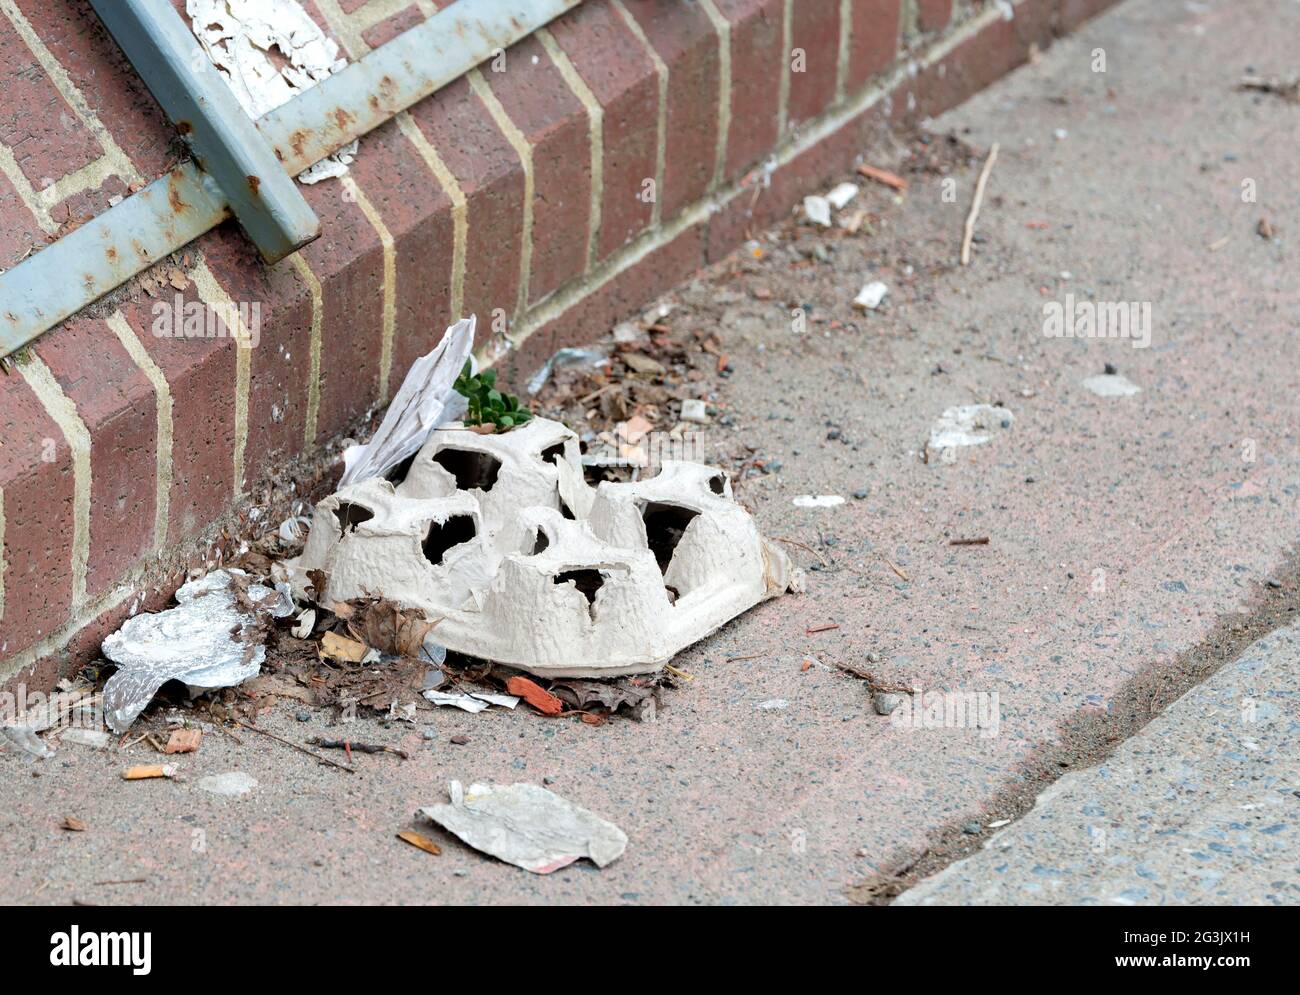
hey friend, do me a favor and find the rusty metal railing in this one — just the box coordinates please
[0,0,582,359]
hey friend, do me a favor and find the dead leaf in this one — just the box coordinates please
[61,816,87,832]
[320,631,370,663]
[621,352,666,376]
[396,830,441,855]
[349,598,438,658]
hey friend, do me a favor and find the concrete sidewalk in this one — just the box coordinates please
[1,0,1297,905]
[895,619,1300,905]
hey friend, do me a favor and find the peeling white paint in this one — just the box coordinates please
[186,0,357,183]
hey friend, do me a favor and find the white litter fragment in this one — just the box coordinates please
[420,780,627,873]
[925,404,1014,462]
[1,724,53,758]
[793,494,845,508]
[291,608,316,639]
[186,0,357,183]
[526,346,610,396]
[339,317,475,487]
[853,281,889,310]
[802,194,833,227]
[421,690,519,713]
[825,182,859,210]
[387,701,418,723]
[1081,373,1141,397]
[756,698,790,710]
[679,398,710,423]
[196,771,258,796]
[101,569,292,733]
[60,729,112,750]
[278,515,312,543]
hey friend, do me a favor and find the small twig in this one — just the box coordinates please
[664,664,694,682]
[949,536,989,546]
[310,737,409,760]
[725,652,765,662]
[93,878,147,886]
[773,535,829,566]
[960,143,1000,265]
[234,719,355,773]
[881,556,911,582]
[806,623,840,635]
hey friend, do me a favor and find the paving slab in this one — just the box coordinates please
[895,618,1300,905]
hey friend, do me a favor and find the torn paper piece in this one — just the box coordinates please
[526,346,611,396]
[422,690,519,713]
[339,317,475,487]
[825,182,859,210]
[420,780,627,873]
[1081,373,1141,397]
[802,194,832,227]
[186,0,357,182]
[793,494,845,508]
[197,771,258,796]
[925,404,1014,461]
[101,570,291,733]
[1,725,53,758]
[853,281,889,310]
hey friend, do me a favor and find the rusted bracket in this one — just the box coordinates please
[0,0,583,359]
[89,0,322,264]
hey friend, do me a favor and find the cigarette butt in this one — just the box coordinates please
[122,764,177,780]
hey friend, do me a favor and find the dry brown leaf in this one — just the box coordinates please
[396,830,441,855]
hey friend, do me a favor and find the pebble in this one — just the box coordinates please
[853,488,868,499]
[296,711,310,722]
[872,692,903,716]
[962,821,983,835]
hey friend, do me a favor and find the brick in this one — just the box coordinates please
[12,0,173,180]
[893,0,1058,126]
[407,74,524,329]
[113,277,239,542]
[485,34,591,304]
[786,0,842,127]
[845,0,902,91]
[618,0,721,219]
[297,182,386,443]
[344,116,456,390]
[711,0,783,182]
[0,368,76,658]
[0,11,103,193]
[547,0,658,259]
[34,316,157,599]
[361,2,425,49]
[916,0,953,33]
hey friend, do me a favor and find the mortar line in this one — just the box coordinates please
[18,355,91,609]
[341,176,396,400]
[348,0,416,32]
[778,0,792,135]
[106,310,172,551]
[610,0,666,226]
[698,0,732,192]
[36,157,120,212]
[288,254,325,446]
[836,0,852,102]
[0,141,54,231]
[536,27,603,274]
